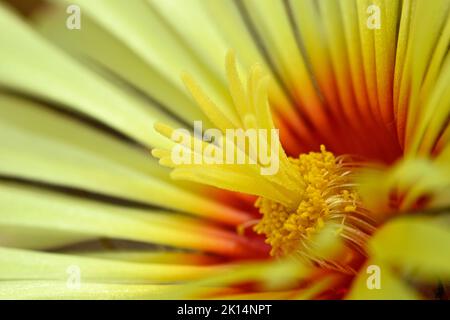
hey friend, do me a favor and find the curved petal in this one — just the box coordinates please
[0,247,226,283]
[0,4,177,148]
[0,182,260,257]
[0,95,251,225]
[0,281,190,300]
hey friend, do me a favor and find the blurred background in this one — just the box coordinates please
[3,0,44,17]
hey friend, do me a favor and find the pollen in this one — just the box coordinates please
[254,145,360,257]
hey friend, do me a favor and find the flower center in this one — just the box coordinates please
[254,145,361,257]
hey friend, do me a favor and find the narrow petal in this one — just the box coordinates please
[0,182,259,257]
[0,95,250,225]
[0,4,176,148]
[0,247,226,283]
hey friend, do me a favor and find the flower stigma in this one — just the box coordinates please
[254,145,372,264]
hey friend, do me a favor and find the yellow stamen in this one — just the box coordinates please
[254,145,360,257]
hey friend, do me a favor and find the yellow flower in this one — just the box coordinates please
[0,0,448,299]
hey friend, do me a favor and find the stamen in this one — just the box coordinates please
[254,145,372,259]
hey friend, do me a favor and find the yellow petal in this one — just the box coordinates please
[347,260,420,300]
[370,217,450,281]
[53,0,233,120]
[0,95,249,225]
[34,4,209,125]
[0,247,226,283]
[74,251,221,265]
[0,4,177,148]
[0,182,253,257]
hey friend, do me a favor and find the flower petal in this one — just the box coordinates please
[0,247,226,283]
[0,182,258,257]
[370,217,450,281]
[0,94,250,225]
[0,3,176,148]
